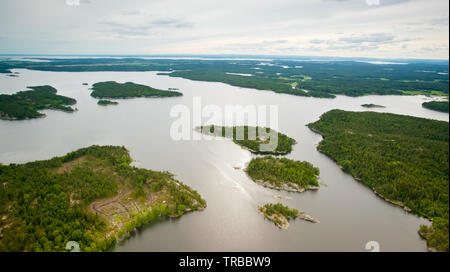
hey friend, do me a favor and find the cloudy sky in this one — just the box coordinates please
[0,0,448,59]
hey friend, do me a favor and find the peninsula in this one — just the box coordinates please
[422,100,449,113]
[308,109,449,252]
[0,85,77,120]
[0,145,206,252]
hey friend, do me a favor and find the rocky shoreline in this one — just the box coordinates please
[0,111,46,121]
[254,179,319,193]
[297,212,320,223]
[259,206,319,230]
[373,190,412,213]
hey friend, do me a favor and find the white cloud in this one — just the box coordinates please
[0,0,447,59]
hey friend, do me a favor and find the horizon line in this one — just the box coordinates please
[0,53,448,62]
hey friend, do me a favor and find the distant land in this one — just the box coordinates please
[1,54,448,65]
[1,57,448,99]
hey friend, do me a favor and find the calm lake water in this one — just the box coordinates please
[1,69,448,252]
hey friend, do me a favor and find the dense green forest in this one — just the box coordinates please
[308,110,449,251]
[0,63,12,73]
[422,101,449,113]
[198,125,296,155]
[0,145,206,252]
[162,70,325,97]
[246,156,320,192]
[0,85,77,120]
[91,81,182,99]
[1,58,447,98]
[97,100,118,106]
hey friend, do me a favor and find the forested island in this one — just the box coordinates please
[422,100,449,113]
[91,81,182,99]
[246,156,320,192]
[197,125,296,155]
[308,110,449,252]
[258,203,318,229]
[0,145,206,252]
[0,58,447,98]
[361,104,385,108]
[0,85,77,120]
[97,100,118,106]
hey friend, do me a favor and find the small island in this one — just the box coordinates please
[246,156,320,192]
[0,145,206,252]
[361,104,385,108]
[98,100,118,106]
[422,100,449,113]
[259,203,318,229]
[0,85,77,120]
[197,125,297,155]
[90,81,182,99]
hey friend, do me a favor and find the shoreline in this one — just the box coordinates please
[243,159,320,193]
[259,206,319,230]
[308,124,430,221]
[307,124,437,251]
[253,178,319,193]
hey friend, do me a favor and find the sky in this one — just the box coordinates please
[0,0,448,59]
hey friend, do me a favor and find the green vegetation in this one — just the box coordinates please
[308,110,449,251]
[361,104,385,108]
[259,203,298,229]
[0,145,206,252]
[197,125,296,155]
[97,100,118,106]
[246,156,320,192]
[163,70,328,97]
[1,58,447,98]
[258,203,318,229]
[422,101,449,113]
[0,85,77,120]
[0,63,12,73]
[91,81,182,99]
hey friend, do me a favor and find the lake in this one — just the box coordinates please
[1,69,448,251]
